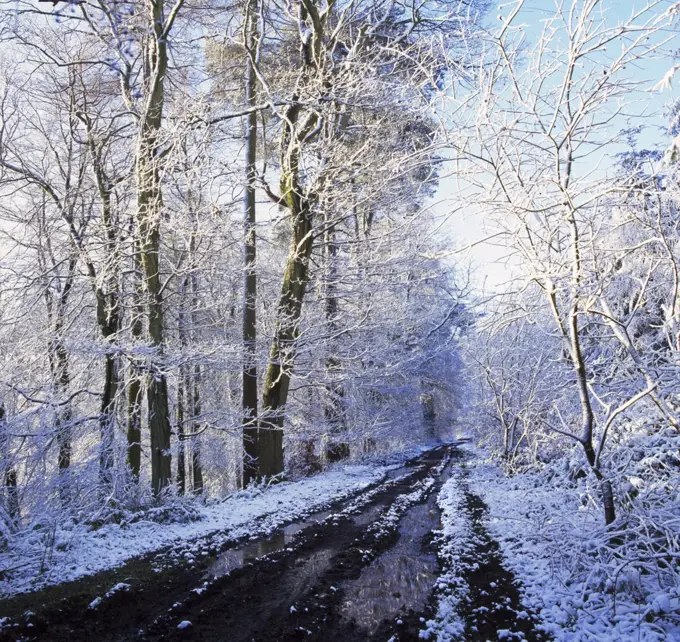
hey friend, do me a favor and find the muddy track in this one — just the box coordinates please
[0,446,451,641]
[143,446,452,642]
[0,445,552,642]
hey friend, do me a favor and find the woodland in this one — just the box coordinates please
[0,1,679,639]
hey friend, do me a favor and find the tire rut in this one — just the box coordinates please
[143,446,453,642]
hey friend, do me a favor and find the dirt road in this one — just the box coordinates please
[0,445,548,641]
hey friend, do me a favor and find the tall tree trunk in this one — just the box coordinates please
[127,254,143,480]
[176,375,186,496]
[176,284,188,496]
[43,253,76,505]
[258,0,329,480]
[242,0,260,487]
[90,145,120,493]
[420,385,436,439]
[259,152,314,479]
[135,0,173,495]
[567,216,616,523]
[51,336,72,505]
[189,234,204,494]
[191,362,204,495]
[99,352,117,491]
[324,221,348,463]
[95,210,119,492]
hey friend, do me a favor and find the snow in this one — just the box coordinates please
[420,467,469,641]
[0,451,430,598]
[459,443,680,642]
[105,582,130,597]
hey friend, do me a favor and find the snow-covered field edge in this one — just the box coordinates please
[461,442,680,642]
[0,442,438,599]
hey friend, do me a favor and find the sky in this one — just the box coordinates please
[439,0,680,293]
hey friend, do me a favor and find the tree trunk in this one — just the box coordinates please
[257,0,327,481]
[420,389,436,439]
[176,290,188,496]
[126,372,143,480]
[135,0,173,496]
[127,259,143,480]
[48,322,73,505]
[191,363,204,495]
[176,376,186,496]
[323,222,348,462]
[78,115,121,494]
[259,187,314,480]
[601,479,616,525]
[94,187,119,493]
[242,0,260,487]
[99,352,117,491]
[53,347,72,504]
[0,407,19,526]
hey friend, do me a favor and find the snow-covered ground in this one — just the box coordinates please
[420,466,469,641]
[0,445,433,598]
[459,443,680,642]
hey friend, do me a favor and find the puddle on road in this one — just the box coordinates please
[385,463,423,481]
[339,489,442,634]
[202,462,423,581]
[202,455,444,585]
[351,502,385,526]
[203,510,333,580]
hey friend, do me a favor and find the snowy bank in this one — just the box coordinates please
[420,468,470,640]
[463,444,680,642]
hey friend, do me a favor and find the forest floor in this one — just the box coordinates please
[0,443,554,641]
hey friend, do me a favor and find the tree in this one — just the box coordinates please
[447,0,676,523]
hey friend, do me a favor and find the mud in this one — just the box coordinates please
[0,444,551,642]
[0,447,448,641]
[339,492,441,634]
[456,487,550,641]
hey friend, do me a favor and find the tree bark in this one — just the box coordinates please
[259,170,314,479]
[43,252,76,505]
[176,372,186,496]
[257,0,328,480]
[191,363,204,495]
[242,0,260,487]
[324,221,348,462]
[135,0,174,495]
[176,286,188,496]
[127,251,144,480]
[0,407,19,526]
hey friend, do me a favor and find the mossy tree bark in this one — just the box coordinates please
[133,0,183,495]
[259,171,315,478]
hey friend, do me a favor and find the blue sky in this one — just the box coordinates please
[440,0,680,291]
